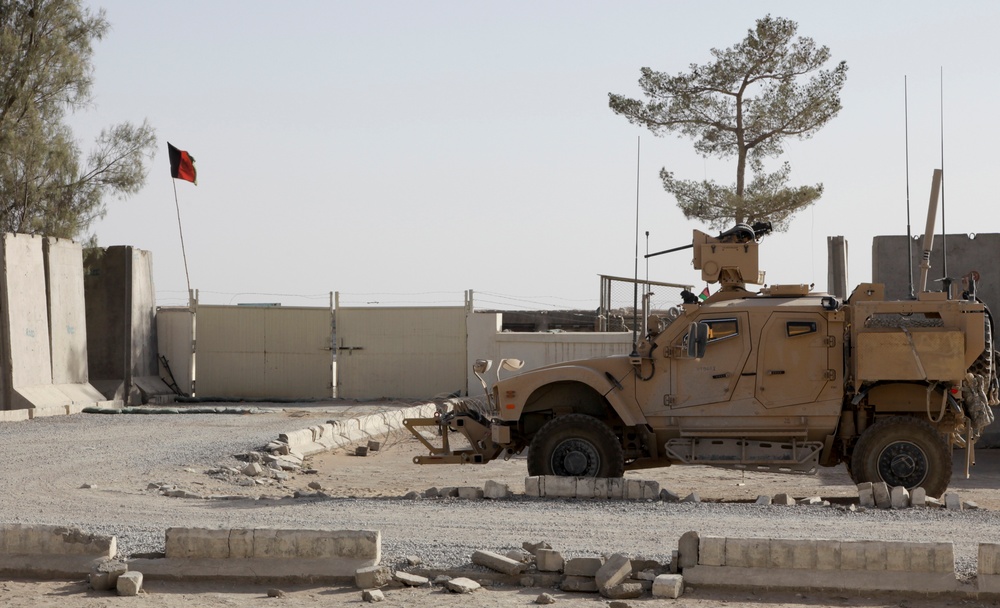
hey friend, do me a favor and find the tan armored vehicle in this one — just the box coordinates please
[407,215,997,497]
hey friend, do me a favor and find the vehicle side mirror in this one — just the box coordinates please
[686,322,708,359]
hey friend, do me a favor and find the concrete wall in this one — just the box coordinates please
[84,246,170,403]
[466,312,632,398]
[156,307,195,396]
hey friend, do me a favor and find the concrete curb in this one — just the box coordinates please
[127,527,381,582]
[278,403,438,456]
[0,524,116,578]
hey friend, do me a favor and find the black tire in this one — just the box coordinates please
[526,414,625,478]
[850,416,952,497]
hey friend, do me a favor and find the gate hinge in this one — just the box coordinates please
[825,335,836,347]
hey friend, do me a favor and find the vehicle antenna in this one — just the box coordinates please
[939,66,948,283]
[630,136,640,357]
[904,76,914,298]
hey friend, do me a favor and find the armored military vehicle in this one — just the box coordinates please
[406,207,996,497]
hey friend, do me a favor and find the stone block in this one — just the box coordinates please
[789,539,817,569]
[116,571,142,596]
[229,529,253,559]
[561,575,598,592]
[890,486,910,509]
[931,542,955,573]
[393,571,428,586]
[698,536,726,567]
[439,486,459,497]
[536,549,564,572]
[625,479,643,500]
[355,566,392,589]
[165,528,231,559]
[681,492,700,503]
[506,549,532,563]
[652,574,684,598]
[641,480,660,499]
[457,487,484,499]
[772,493,795,505]
[768,539,795,569]
[755,495,772,505]
[980,544,1000,576]
[576,477,597,499]
[472,550,527,575]
[595,553,632,590]
[544,476,576,498]
[660,488,680,502]
[944,492,962,511]
[746,538,771,568]
[362,589,385,602]
[886,542,907,571]
[602,582,643,599]
[856,481,873,492]
[607,478,624,499]
[444,577,480,594]
[839,541,865,570]
[906,542,933,572]
[858,487,875,508]
[522,541,551,555]
[816,542,841,570]
[872,482,891,508]
[367,440,381,452]
[524,477,542,497]
[593,477,609,499]
[678,531,700,570]
[725,538,750,568]
[564,556,604,577]
[910,487,927,507]
[483,480,509,499]
[90,561,128,591]
[863,541,887,571]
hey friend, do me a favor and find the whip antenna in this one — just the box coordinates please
[939,66,948,281]
[904,76,914,298]
[630,136,640,357]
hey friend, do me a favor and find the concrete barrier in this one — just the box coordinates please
[279,403,438,456]
[685,536,961,593]
[524,476,658,500]
[980,544,1000,593]
[0,524,116,578]
[129,527,380,582]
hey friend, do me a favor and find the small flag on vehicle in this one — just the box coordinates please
[698,287,710,301]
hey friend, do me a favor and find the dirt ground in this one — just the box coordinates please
[5,415,1000,607]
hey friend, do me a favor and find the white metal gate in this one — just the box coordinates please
[335,300,468,400]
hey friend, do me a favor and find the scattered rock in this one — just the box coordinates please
[535,592,557,604]
[964,500,980,510]
[356,446,369,457]
[872,482,891,508]
[403,491,419,500]
[367,440,381,452]
[361,589,385,602]
[659,488,680,502]
[423,487,440,499]
[405,555,423,566]
[472,550,527,575]
[307,481,322,490]
[755,495,772,505]
[80,483,96,489]
[267,588,285,598]
[680,492,700,503]
[911,487,927,507]
[945,492,962,511]
[443,577,481,594]
[394,571,429,587]
[355,565,392,589]
[506,549,533,564]
[523,541,552,555]
[242,463,263,477]
[483,480,510,499]
[772,493,795,505]
[652,573,684,598]
[595,553,632,591]
[116,571,143,596]
[560,575,598,593]
[603,582,644,600]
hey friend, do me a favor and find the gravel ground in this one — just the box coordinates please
[2,404,1000,585]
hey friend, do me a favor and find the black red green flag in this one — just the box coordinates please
[168,143,197,184]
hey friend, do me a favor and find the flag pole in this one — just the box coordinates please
[171,178,193,304]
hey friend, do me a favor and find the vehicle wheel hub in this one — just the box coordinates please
[553,439,599,477]
[877,441,927,488]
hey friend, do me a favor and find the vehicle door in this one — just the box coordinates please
[668,313,751,409]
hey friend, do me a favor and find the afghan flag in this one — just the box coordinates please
[168,143,197,184]
[698,286,710,301]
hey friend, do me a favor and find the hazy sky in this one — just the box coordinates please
[76,1,1000,309]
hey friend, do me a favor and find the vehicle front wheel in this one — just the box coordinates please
[850,416,952,497]
[527,414,625,478]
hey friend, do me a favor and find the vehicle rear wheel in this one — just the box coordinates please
[850,416,951,497]
[527,414,625,478]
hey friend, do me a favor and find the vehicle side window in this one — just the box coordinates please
[786,321,817,337]
[705,318,738,343]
